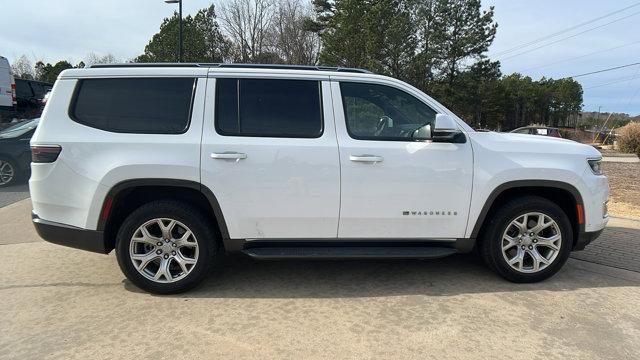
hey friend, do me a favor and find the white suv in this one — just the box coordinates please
[30,64,609,294]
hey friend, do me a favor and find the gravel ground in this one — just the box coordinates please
[602,162,640,218]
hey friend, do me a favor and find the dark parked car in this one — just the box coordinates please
[0,118,39,187]
[15,79,52,118]
[510,126,562,138]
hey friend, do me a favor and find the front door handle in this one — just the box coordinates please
[211,152,247,160]
[349,154,384,163]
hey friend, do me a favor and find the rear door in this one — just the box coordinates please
[200,73,340,240]
[331,79,473,239]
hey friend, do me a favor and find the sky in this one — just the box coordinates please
[1,0,639,116]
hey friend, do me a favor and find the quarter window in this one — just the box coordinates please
[340,82,437,141]
[70,78,196,134]
[215,78,323,138]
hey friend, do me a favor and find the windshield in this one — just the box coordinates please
[0,118,40,139]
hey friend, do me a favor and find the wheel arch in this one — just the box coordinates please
[470,180,584,248]
[98,179,229,252]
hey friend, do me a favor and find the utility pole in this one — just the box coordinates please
[164,0,183,63]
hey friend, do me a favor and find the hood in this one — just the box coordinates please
[468,131,602,158]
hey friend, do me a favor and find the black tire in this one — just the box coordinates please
[479,196,573,283]
[0,157,19,188]
[115,200,219,294]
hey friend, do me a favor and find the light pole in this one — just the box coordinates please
[164,0,183,62]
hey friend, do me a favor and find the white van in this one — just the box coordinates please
[0,56,17,120]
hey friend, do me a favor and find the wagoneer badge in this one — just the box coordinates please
[403,210,458,216]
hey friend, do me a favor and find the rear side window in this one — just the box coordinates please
[215,78,323,138]
[70,78,196,134]
[16,80,33,98]
[31,82,45,98]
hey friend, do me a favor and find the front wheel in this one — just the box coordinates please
[479,196,573,283]
[116,201,218,294]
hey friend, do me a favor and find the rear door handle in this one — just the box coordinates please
[349,154,383,163]
[211,152,247,160]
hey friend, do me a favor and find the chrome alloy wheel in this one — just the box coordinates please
[0,160,15,186]
[129,218,199,283]
[501,212,562,273]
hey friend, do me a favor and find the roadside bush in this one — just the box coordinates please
[617,122,640,157]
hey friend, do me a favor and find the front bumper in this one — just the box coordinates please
[32,212,109,254]
[574,229,604,251]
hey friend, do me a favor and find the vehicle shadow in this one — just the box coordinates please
[123,252,640,298]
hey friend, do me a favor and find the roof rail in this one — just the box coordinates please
[89,63,208,68]
[88,62,372,74]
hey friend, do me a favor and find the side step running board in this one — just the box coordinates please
[242,246,457,260]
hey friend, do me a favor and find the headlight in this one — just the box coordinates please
[587,158,603,175]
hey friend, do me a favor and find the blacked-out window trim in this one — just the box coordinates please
[214,78,324,139]
[68,77,197,135]
[340,81,437,142]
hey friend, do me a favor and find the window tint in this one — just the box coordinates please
[216,78,323,138]
[31,82,45,98]
[71,78,195,134]
[16,80,33,98]
[340,82,437,141]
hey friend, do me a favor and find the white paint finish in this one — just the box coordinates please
[330,81,474,239]
[30,65,610,241]
[30,77,206,229]
[465,132,609,235]
[200,77,341,239]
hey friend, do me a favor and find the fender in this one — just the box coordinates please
[97,179,230,240]
[469,179,584,239]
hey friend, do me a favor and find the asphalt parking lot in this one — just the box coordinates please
[0,182,29,208]
[1,195,640,359]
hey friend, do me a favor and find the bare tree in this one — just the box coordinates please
[11,55,35,79]
[84,52,119,67]
[271,0,321,65]
[219,0,276,63]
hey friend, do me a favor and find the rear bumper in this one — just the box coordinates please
[32,212,109,254]
[574,228,604,251]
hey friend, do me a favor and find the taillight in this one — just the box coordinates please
[10,83,16,106]
[31,145,62,163]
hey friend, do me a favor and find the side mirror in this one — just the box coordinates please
[432,114,465,143]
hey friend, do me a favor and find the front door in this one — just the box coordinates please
[331,80,473,239]
[201,76,340,240]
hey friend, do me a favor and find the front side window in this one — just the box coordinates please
[340,82,437,141]
[70,78,196,134]
[215,78,323,138]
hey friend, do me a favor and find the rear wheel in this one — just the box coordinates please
[115,200,218,294]
[479,196,573,283]
[0,158,18,187]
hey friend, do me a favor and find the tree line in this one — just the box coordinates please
[11,0,584,130]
